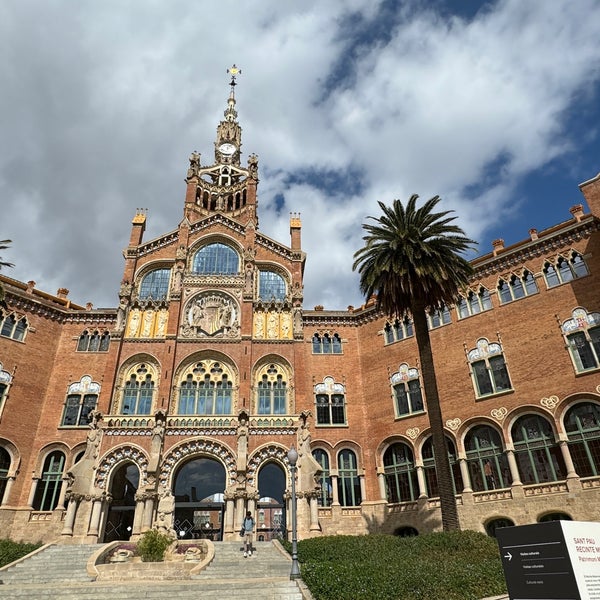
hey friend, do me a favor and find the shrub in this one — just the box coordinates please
[135,529,173,562]
[283,530,507,600]
[0,539,42,568]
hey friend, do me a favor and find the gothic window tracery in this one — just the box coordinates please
[543,251,588,288]
[467,338,512,398]
[384,317,413,344]
[561,308,600,372]
[427,305,451,329]
[337,449,361,506]
[564,402,600,477]
[390,364,424,417]
[258,270,286,301]
[312,449,332,506]
[464,425,511,491]
[256,364,288,415]
[0,362,12,419]
[497,270,538,304]
[0,310,27,341]
[312,333,342,354]
[456,287,492,319]
[77,330,110,352]
[118,363,158,415]
[60,376,100,427]
[192,242,239,275]
[314,377,346,425]
[176,360,235,415]
[139,268,171,300]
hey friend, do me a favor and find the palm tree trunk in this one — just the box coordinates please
[411,301,460,531]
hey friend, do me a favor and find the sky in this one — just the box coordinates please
[1,0,600,311]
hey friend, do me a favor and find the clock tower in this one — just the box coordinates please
[183,64,259,224]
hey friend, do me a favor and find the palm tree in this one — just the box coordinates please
[0,239,14,309]
[353,195,476,531]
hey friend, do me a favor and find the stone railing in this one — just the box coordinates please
[473,488,513,503]
[523,481,568,496]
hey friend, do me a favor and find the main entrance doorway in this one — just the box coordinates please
[256,461,286,541]
[173,457,225,540]
[103,462,139,542]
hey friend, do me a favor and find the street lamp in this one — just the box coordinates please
[287,445,300,580]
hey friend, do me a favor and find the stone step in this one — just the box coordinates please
[0,540,303,599]
[0,580,304,600]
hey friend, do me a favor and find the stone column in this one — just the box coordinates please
[61,495,79,536]
[377,471,387,501]
[247,496,256,516]
[56,478,69,509]
[87,497,104,536]
[0,477,15,506]
[224,494,235,534]
[416,465,427,498]
[142,495,155,532]
[235,494,245,530]
[330,474,340,505]
[459,458,472,493]
[309,493,320,531]
[27,478,39,507]
[506,450,522,486]
[559,441,578,478]
[359,473,366,503]
[132,494,145,536]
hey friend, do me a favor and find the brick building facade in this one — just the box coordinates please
[1,78,600,545]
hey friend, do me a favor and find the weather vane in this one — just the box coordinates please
[228,64,241,90]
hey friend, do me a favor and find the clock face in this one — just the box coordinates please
[219,143,236,156]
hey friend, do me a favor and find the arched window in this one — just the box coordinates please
[384,317,413,344]
[256,364,288,415]
[467,339,512,398]
[314,377,346,425]
[390,364,424,418]
[497,271,538,304]
[456,287,492,319]
[561,308,600,373]
[539,512,572,522]
[77,330,110,352]
[544,252,588,288]
[564,402,600,477]
[0,362,12,418]
[422,437,463,496]
[139,268,171,300]
[464,425,511,491]
[177,361,234,415]
[121,364,156,415]
[337,449,361,506]
[258,270,286,301]
[428,305,451,329]
[383,443,419,503]
[32,451,65,511]
[61,376,100,426]
[192,242,239,274]
[0,447,10,505]
[0,311,28,341]
[485,517,514,538]
[312,333,343,354]
[312,449,332,507]
[512,414,566,484]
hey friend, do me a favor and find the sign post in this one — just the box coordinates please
[496,521,600,600]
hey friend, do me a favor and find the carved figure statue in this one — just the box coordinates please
[127,309,141,337]
[156,489,176,534]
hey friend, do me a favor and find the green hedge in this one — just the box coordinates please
[284,531,507,600]
[0,539,42,568]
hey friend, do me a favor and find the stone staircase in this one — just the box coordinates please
[0,541,305,600]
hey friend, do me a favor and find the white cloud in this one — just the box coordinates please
[1,0,599,309]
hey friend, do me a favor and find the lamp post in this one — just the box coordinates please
[287,445,301,580]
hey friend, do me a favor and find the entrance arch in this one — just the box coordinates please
[173,456,226,540]
[257,461,286,541]
[103,462,139,542]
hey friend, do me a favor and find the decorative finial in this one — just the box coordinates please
[228,64,241,90]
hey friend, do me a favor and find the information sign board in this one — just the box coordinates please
[496,521,600,600]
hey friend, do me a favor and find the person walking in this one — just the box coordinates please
[242,510,255,557]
